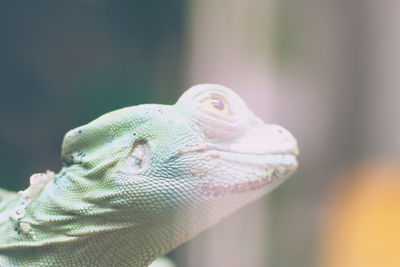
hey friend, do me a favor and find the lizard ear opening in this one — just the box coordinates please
[119,140,150,174]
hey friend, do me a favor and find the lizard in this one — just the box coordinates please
[0,84,298,266]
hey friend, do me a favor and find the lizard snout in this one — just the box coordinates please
[228,124,299,156]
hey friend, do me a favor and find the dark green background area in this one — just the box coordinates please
[0,1,187,191]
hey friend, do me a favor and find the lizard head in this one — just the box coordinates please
[175,84,298,196]
[57,84,298,261]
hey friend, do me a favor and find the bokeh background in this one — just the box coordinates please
[1,1,399,267]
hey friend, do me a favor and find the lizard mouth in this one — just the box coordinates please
[209,149,298,167]
[200,149,298,197]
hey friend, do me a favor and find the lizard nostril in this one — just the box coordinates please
[272,126,288,140]
[274,126,293,141]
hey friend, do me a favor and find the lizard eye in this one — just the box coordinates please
[203,97,229,115]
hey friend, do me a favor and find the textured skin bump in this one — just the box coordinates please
[0,84,298,266]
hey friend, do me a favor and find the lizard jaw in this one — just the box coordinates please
[197,149,298,197]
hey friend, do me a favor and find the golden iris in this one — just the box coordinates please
[203,97,229,114]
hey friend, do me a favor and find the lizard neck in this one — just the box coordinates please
[0,168,188,266]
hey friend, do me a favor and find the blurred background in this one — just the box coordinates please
[1,1,399,267]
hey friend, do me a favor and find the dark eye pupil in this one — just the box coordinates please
[210,98,225,110]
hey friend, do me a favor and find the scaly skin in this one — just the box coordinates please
[0,84,298,266]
